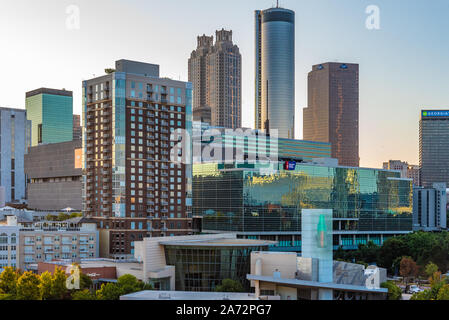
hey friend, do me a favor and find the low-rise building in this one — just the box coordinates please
[247,251,387,300]
[3,215,99,271]
[133,233,274,292]
[0,225,19,272]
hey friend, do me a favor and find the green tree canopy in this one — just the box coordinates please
[39,271,53,300]
[72,289,96,300]
[215,279,244,293]
[16,272,41,300]
[380,281,402,300]
[51,267,68,300]
[96,283,123,300]
[0,267,19,296]
[425,262,439,279]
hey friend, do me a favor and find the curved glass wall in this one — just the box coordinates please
[164,245,267,292]
[193,163,413,233]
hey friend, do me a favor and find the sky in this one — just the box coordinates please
[0,0,448,169]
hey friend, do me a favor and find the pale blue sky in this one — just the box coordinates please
[0,0,448,168]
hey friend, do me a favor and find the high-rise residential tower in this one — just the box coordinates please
[25,88,73,146]
[420,110,449,187]
[255,7,295,139]
[188,29,241,129]
[303,62,360,167]
[82,59,193,259]
[0,107,31,203]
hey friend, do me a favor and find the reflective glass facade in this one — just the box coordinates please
[26,89,73,146]
[164,245,267,292]
[193,163,413,234]
[255,8,295,139]
[419,110,449,187]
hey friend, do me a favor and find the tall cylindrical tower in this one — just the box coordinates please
[255,7,295,139]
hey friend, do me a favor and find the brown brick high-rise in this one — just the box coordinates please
[82,60,193,260]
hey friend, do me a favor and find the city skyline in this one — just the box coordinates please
[0,0,448,169]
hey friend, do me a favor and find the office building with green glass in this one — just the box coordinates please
[25,88,73,146]
[193,162,413,252]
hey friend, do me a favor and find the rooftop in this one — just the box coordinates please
[120,290,267,301]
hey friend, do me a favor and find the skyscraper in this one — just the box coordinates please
[419,110,449,187]
[303,63,360,167]
[73,114,82,141]
[25,88,73,146]
[0,107,31,203]
[188,29,241,129]
[83,59,193,259]
[255,6,295,139]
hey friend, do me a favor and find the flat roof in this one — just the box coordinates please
[120,290,262,301]
[26,88,73,98]
[40,259,142,271]
[247,275,388,294]
[160,238,276,248]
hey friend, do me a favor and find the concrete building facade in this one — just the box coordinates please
[0,225,19,272]
[255,7,295,139]
[413,183,447,231]
[0,107,31,204]
[304,63,360,167]
[24,140,82,211]
[83,60,193,260]
[188,29,242,129]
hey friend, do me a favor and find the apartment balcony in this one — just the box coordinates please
[104,163,111,168]
[161,98,168,104]
[148,112,155,118]
[147,208,155,214]
[146,86,153,93]
[103,133,111,138]
[148,179,155,184]
[161,187,168,192]
[102,118,110,124]
[161,201,168,206]
[161,115,169,120]
[147,200,155,206]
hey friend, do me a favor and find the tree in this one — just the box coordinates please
[411,290,433,300]
[0,267,19,296]
[117,274,144,295]
[437,285,449,300]
[380,281,402,300]
[400,257,419,288]
[16,272,41,300]
[39,271,53,300]
[51,267,68,300]
[378,237,409,273]
[425,262,439,279]
[96,283,123,300]
[72,289,96,300]
[215,279,244,293]
[80,273,93,290]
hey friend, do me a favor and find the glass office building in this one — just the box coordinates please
[255,7,295,139]
[164,243,269,292]
[25,88,73,146]
[419,110,449,188]
[193,162,413,251]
